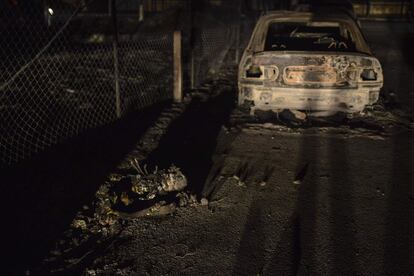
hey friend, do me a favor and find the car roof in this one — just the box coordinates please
[260,10,357,24]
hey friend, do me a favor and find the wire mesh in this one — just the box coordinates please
[177,2,243,88]
[0,0,251,166]
[0,0,173,165]
[118,34,173,114]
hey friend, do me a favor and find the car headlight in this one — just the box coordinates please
[246,65,263,78]
[361,69,377,81]
[245,65,279,80]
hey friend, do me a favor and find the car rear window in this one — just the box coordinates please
[264,22,358,52]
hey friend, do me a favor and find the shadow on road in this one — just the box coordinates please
[234,132,359,274]
[289,134,322,274]
[233,199,267,275]
[144,88,236,196]
[263,214,301,275]
[233,135,320,275]
[328,137,355,273]
[385,131,413,274]
[262,134,321,275]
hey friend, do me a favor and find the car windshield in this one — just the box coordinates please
[264,21,359,52]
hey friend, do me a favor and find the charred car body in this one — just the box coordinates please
[238,11,383,115]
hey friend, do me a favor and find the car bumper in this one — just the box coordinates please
[238,85,380,113]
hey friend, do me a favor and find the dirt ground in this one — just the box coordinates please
[80,124,413,275]
[5,21,414,275]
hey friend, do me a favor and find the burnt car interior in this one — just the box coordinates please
[264,22,358,52]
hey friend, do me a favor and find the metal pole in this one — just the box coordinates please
[173,31,183,102]
[112,0,121,118]
[190,0,195,89]
[139,0,144,22]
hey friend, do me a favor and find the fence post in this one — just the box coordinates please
[112,0,121,118]
[189,0,195,89]
[173,31,183,102]
[139,0,144,22]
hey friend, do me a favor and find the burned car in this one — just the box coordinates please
[238,11,383,115]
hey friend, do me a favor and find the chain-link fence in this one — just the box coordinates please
[0,0,253,166]
[184,4,240,88]
[0,0,174,165]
